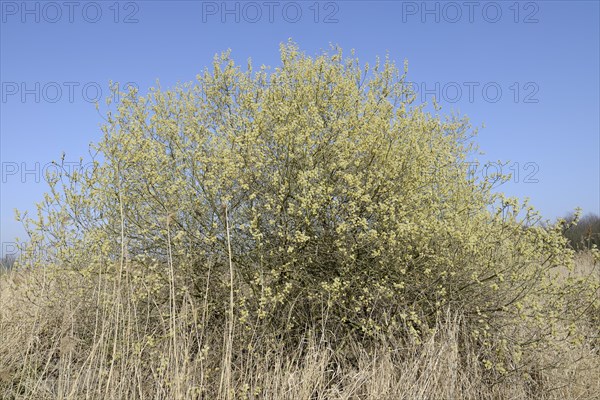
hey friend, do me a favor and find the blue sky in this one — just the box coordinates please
[1,0,599,254]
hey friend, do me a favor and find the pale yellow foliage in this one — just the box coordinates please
[6,41,599,398]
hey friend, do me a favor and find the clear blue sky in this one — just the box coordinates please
[1,0,599,255]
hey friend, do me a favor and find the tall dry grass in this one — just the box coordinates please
[1,252,598,400]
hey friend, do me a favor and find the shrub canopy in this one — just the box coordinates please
[17,42,599,374]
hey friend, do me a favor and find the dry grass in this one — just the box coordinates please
[1,254,598,400]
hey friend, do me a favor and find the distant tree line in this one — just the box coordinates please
[0,254,16,271]
[562,212,600,251]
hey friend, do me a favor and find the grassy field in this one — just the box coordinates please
[0,252,598,400]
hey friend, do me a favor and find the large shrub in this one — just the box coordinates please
[17,42,599,379]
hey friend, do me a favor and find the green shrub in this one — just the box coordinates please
[16,41,599,380]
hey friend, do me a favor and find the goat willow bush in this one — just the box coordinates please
[17,42,599,377]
